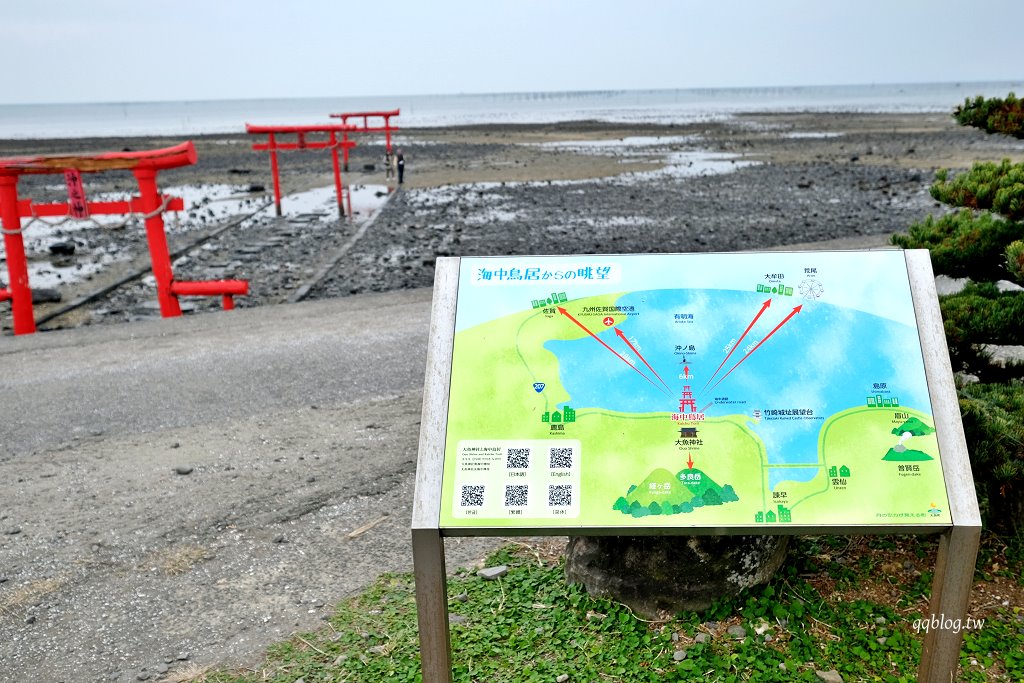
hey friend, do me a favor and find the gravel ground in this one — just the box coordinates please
[3,111,1023,329]
[1,111,1023,682]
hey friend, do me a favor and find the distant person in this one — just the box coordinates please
[384,148,394,181]
[397,149,405,185]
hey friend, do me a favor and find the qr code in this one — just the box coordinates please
[549,447,573,469]
[548,485,572,507]
[506,447,530,469]
[460,485,485,507]
[504,484,528,507]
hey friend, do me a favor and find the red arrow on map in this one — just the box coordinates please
[702,298,771,394]
[614,328,671,392]
[687,453,694,469]
[708,305,803,393]
[557,307,669,395]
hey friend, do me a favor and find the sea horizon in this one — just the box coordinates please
[1,80,1021,140]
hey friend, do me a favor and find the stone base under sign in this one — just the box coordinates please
[564,535,789,618]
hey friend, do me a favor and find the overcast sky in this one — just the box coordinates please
[4,0,1022,105]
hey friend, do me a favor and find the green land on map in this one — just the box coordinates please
[440,294,952,529]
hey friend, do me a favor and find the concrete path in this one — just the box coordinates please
[0,287,506,683]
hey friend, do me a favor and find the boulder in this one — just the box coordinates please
[564,535,788,618]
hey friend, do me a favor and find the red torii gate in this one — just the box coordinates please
[328,109,400,171]
[0,142,248,335]
[244,123,357,218]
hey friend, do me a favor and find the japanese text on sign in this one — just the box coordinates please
[472,263,621,286]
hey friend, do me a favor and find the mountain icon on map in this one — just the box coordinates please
[613,467,739,517]
[883,417,936,461]
[890,417,935,437]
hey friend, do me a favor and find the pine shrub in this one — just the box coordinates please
[891,93,1024,535]
[954,92,1024,139]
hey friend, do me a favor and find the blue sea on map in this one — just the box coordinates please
[544,289,931,485]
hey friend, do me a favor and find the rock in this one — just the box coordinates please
[31,288,62,304]
[173,466,194,475]
[49,241,76,256]
[877,637,888,645]
[996,280,1024,293]
[694,633,711,644]
[453,592,469,603]
[727,624,747,639]
[556,675,570,683]
[980,344,1024,368]
[672,649,687,661]
[815,670,844,683]
[875,616,887,624]
[449,614,468,625]
[477,565,508,580]
[4,527,21,535]
[934,274,970,296]
[564,535,788,617]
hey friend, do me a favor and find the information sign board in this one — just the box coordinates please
[412,250,980,683]
[440,251,951,530]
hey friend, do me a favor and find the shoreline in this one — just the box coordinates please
[2,110,1024,335]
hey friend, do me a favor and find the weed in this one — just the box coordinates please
[195,537,1023,682]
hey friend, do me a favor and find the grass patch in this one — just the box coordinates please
[140,544,214,576]
[0,576,67,619]
[179,536,1023,682]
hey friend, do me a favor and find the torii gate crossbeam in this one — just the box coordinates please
[328,109,400,171]
[245,123,358,217]
[0,142,248,335]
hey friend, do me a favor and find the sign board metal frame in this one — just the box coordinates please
[412,250,980,683]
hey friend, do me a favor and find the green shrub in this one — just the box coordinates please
[892,93,1024,536]
[891,210,1024,280]
[941,282,1024,358]
[954,92,1024,139]
[930,160,1024,221]
[958,381,1024,533]
[1006,239,1024,281]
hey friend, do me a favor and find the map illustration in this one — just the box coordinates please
[438,252,952,529]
